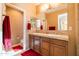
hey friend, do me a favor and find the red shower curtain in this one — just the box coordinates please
[3,16,11,51]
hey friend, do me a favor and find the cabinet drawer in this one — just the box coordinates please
[41,48,49,56]
[50,39,68,47]
[33,36,41,40]
[41,37,49,42]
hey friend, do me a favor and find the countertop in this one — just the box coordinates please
[29,32,69,41]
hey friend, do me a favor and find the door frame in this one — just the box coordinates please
[5,3,27,51]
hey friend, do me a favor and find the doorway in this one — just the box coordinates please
[2,4,25,56]
[5,4,23,51]
[6,5,23,48]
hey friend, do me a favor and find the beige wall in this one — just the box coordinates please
[0,4,3,52]
[12,3,36,17]
[76,4,79,55]
[67,4,76,55]
[0,4,2,31]
[6,6,23,45]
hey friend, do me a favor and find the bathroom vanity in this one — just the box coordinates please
[29,32,68,56]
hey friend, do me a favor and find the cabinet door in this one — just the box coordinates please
[50,44,66,56]
[33,36,41,53]
[41,38,49,56]
[41,40,49,50]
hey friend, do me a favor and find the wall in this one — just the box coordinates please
[0,3,3,52]
[0,4,2,31]
[73,4,79,56]
[76,4,79,55]
[75,4,79,56]
[45,8,67,30]
[6,6,23,45]
[36,4,41,16]
[12,3,36,17]
[67,4,76,55]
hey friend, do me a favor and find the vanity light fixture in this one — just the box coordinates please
[40,3,66,13]
[40,4,49,12]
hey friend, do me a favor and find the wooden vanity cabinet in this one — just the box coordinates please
[29,35,68,56]
[41,37,50,56]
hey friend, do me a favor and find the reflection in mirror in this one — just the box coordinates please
[36,20,41,30]
[58,13,68,31]
[46,12,68,31]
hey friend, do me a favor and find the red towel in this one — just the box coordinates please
[3,16,11,50]
[27,23,31,30]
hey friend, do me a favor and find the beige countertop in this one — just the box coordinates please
[29,32,69,41]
